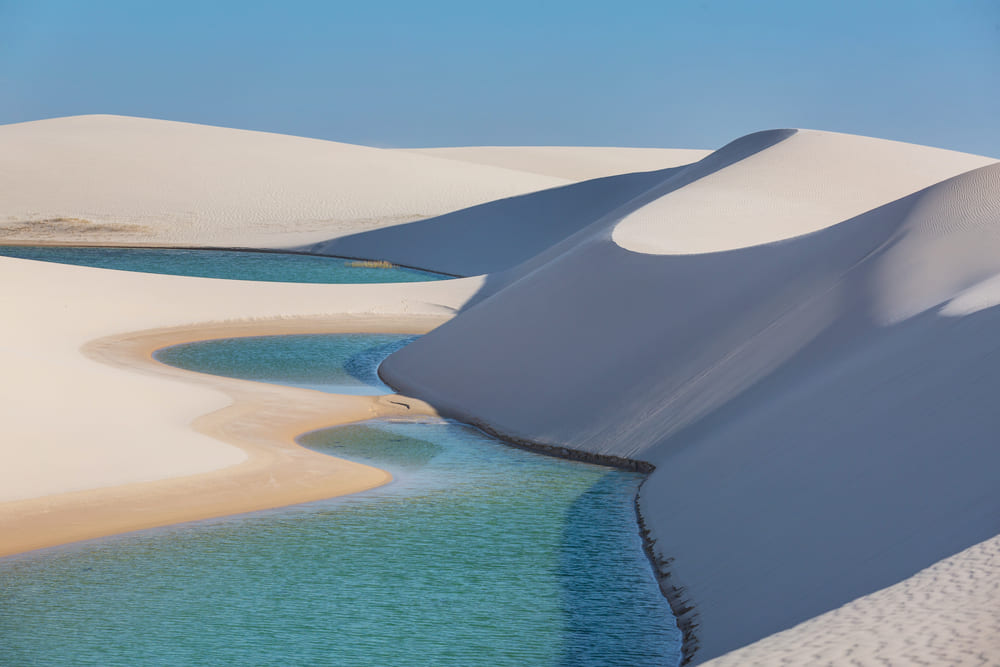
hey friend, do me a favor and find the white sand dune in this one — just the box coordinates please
[2,115,999,664]
[0,115,566,248]
[303,162,700,276]
[378,130,1000,662]
[613,129,997,253]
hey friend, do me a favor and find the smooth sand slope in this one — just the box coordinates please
[306,148,708,276]
[378,130,1000,662]
[304,164,696,276]
[0,115,566,248]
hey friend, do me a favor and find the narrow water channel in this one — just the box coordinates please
[0,334,681,665]
[0,245,447,283]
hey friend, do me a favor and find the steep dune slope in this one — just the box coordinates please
[380,131,996,451]
[304,165,692,276]
[0,115,565,248]
[379,133,1000,662]
[306,130,799,276]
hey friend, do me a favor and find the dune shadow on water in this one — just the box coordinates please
[556,470,682,667]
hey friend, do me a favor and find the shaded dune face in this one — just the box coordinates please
[305,165,691,276]
[308,130,795,277]
[377,133,1000,663]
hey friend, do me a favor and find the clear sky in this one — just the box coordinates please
[2,0,998,155]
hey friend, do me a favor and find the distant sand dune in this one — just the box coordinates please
[0,115,566,248]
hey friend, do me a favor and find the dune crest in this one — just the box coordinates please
[612,129,996,255]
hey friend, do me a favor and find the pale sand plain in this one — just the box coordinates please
[2,114,999,664]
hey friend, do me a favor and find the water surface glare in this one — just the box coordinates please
[0,335,681,666]
[0,246,447,283]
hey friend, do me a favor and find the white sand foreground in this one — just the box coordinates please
[2,115,999,664]
[705,535,1000,666]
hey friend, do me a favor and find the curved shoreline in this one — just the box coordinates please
[0,316,444,559]
[1,313,685,657]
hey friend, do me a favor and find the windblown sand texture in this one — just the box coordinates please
[1,115,998,664]
[703,535,1000,666]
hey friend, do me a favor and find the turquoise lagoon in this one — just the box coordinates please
[155,334,418,395]
[0,335,681,664]
[0,246,447,283]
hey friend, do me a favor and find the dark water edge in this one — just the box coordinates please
[635,484,700,665]
[394,408,697,663]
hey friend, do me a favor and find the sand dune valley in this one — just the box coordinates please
[1,114,999,664]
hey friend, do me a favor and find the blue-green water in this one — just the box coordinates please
[0,335,681,666]
[155,334,419,395]
[0,246,447,283]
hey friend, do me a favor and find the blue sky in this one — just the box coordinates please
[2,0,998,155]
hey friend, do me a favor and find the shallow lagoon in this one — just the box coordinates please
[0,335,680,665]
[0,245,447,283]
[155,334,419,395]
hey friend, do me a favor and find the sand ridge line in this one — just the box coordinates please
[0,316,443,559]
